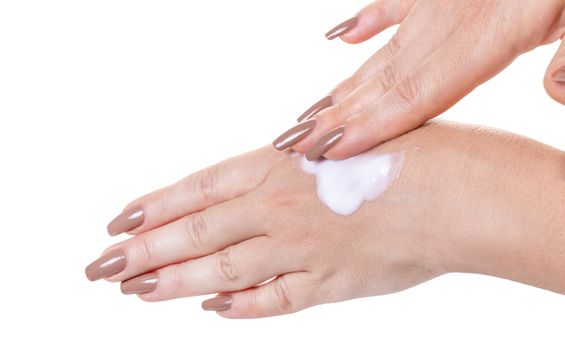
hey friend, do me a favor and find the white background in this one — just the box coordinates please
[1,1,564,349]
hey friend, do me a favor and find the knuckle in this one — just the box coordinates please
[376,64,400,93]
[386,34,402,58]
[138,237,156,262]
[264,188,302,211]
[196,165,219,203]
[182,214,208,252]
[169,265,188,292]
[272,276,294,313]
[395,75,420,107]
[217,247,240,282]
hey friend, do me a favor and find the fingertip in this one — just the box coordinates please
[544,68,565,105]
[338,30,370,44]
[337,15,381,44]
[322,119,384,160]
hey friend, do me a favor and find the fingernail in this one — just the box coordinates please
[305,125,345,161]
[107,206,144,236]
[202,295,232,311]
[273,119,317,151]
[120,272,158,295]
[297,95,333,122]
[325,16,358,40]
[85,249,127,281]
[553,68,565,83]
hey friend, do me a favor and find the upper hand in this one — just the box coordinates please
[277,0,565,160]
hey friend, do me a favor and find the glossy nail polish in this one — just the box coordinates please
[85,250,127,281]
[305,125,345,161]
[107,206,144,236]
[121,273,158,295]
[273,119,317,150]
[325,16,358,40]
[202,295,232,311]
[553,68,565,83]
[297,95,333,122]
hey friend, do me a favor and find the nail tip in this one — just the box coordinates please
[325,32,340,40]
[272,141,285,151]
[85,250,127,282]
[297,95,333,122]
[202,296,232,311]
[106,206,145,236]
[305,153,317,161]
[85,271,97,282]
[120,273,158,295]
[325,16,358,41]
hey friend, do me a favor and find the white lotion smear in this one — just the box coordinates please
[300,152,405,215]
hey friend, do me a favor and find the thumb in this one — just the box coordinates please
[544,38,565,105]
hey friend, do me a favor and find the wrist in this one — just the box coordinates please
[441,131,565,293]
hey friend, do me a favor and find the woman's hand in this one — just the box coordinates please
[275,0,565,160]
[86,121,565,318]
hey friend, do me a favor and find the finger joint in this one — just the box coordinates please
[183,214,208,253]
[272,276,293,314]
[217,247,240,282]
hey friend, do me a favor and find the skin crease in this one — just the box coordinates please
[290,0,565,160]
[90,121,565,318]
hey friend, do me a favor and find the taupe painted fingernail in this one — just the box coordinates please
[121,272,158,295]
[85,250,127,281]
[202,295,232,311]
[107,206,144,236]
[273,119,317,151]
[325,16,358,40]
[305,125,345,161]
[553,68,565,83]
[297,95,333,122]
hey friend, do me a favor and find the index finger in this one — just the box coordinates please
[107,146,276,236]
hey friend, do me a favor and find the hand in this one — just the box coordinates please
[86,121,565,318]
[273,0,565,160]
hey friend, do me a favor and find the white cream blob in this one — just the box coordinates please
[300,152,405,216]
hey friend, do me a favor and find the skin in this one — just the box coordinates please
[291,0,565,159]
[93,121,565,318]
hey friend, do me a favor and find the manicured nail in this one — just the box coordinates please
[85,249,127,281]
[202,295,232,311]
[325,16,358,40]
[107,206,144,236]
[297,95,333,122]
[273,119,317,151]
[553,68,565,83]
[120,272,158,295]
[305,125,345,161]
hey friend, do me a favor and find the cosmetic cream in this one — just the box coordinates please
[300,152,404,215]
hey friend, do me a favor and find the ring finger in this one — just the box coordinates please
[85,191,267,282]
[129,235,304,301]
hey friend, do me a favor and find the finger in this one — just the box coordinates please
[296,2,421,124]
[107,146,276,236]
[205,272,318,318]
[544,38,565,105]
[293,17,454,155]
[297,4,417,124]
[327,32,407,105]
[332,0,417,44]
[325,34,518,159]
[96,191,266,282]
[294,34,406,124]
[134,236,302,301]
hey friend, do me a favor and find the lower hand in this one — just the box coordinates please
[86,121,565,318]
